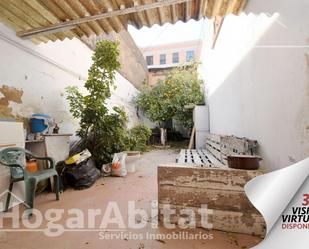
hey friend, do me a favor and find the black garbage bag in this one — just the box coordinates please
[65,158,101,190]
[56,161,70,192]
[56,158,101,190]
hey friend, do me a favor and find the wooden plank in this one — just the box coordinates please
[132,0,148,28]
[200,149,223,166]
[108,0,128,29]
[158,165,263,191]
[226,0,240,15]
[220,135,257,164]
[4,0,59,41]
[205,133,218,143]
[139,0,156,27]
[234,0,248,15]
[177,149,223,166]
[158,204,266,237]
[188,126,195,149]
[186,149,193,163]
[158,185,258,213]
[0,1,53,42]
[65,0,105,35]
[0,144,16,148]
[198,0,207,19]
[17,0,191,38]
[54,0,96,36]
[39,0,86,37]
[80,0,113,33]
[157,2,166,24]
[176,149,184,163]
[158,131,264,237]
[211,0,223,16]
[170,4,178,23]
[211,16,224,49]
[185,0,191,22]
[197,150,209,164]
[23,0,76,39]
[96,0,125,32]
[191,150,202,164]
[205,141,222,162]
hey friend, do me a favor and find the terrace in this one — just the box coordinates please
[0,0,308,249]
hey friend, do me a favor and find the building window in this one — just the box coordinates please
[160,54,166,65]
[186,50,195,62]
[146,55,153,66]
[172,52,179,63]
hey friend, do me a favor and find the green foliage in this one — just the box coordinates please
[66,40,130,164]
[135,64,204,129]
[128,125,152,152]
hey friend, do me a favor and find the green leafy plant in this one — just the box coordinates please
[66,40,130,164]
[128,125,152,152]
[135,63,204,144]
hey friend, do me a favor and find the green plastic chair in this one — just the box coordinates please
[0,147,59,216]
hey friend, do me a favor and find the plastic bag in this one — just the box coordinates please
[111,152,127,177]
[64,158,100,190]
[65,149,91,165]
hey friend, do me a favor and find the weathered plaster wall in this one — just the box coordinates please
[0,23,142,134]
[202,0,309,170]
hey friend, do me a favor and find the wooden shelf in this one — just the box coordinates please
[25,140,45,143]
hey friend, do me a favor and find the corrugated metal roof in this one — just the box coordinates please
[0,0,247,43]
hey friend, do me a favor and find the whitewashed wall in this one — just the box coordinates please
[0,23,142,133]
[202,0,309,170]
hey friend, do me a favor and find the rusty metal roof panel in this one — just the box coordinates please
[0,0,247,43]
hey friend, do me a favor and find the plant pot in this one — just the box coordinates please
[123,151,141,173]
[227,155,262,170]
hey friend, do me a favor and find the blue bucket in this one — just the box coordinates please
[30,114,50,133]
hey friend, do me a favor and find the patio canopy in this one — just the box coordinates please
[0,0,247,43]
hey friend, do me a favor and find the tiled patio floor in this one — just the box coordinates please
[0,150,262,249]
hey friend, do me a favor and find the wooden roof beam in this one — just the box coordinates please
[212,0,223,17]
[0,0,58,42]
[140,0,155,27]
[53,0,96,36]
[39,0,86,37]
[185,1,192,22]
[226,0,240,15]
[23,0,76,39]
[236,0,248,15]
[198,0,208,19]
[17,0,191,39]
[95,0,125,33]
[0,4,50,43]
[171,4,178,24]
[109,0,129,29]
[79,0,113,34]
[157,4,166,25]
[65,0,105,35]
[132,1,148,28]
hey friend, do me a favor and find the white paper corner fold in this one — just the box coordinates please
[244,157,309,235]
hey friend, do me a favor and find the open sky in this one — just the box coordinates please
[128,19,206,48]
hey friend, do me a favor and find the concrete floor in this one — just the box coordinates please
[0,150,262,249]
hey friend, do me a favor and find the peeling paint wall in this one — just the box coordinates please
[0,23,144,134]
[202,0,309,170]
[0,85,23,118]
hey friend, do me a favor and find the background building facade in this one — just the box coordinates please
[140,40,203,86]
